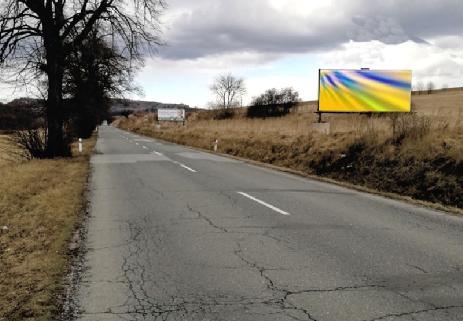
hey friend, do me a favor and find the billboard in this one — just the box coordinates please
[157,108,185,122]
[318,69,412,112]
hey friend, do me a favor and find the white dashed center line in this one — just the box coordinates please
[172,161,197,173]
[119,131,196,173]
[237,192,290,216]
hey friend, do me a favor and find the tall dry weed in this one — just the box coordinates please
[393,114,431,144]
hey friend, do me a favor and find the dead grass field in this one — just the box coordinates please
[0,135,23,167]
[114,89,463,209]
[0,136,95,321]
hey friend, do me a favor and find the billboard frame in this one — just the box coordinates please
[316,68,413,115]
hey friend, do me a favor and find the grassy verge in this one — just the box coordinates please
[0,134,23,167]
[114,112,462,210]
[0,136,96,321]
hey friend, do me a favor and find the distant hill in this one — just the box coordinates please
[110,99,195,116]
[0,98,44,130]
[0,97,195,130]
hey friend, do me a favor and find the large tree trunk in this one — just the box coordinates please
[44,27,69,157]
[46,61,68,157]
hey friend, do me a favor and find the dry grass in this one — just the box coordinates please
[0,135,24,167]
[412,90,463,127]
[114,89,463,209]
[0,136,96,321]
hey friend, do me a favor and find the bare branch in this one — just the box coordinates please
[210,74,247,109]
[0,0,165,157]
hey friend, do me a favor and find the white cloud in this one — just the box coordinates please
[318,38,463,88]
[246,75,318,103]
[135,52,288,106]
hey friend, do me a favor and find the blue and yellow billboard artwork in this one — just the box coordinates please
[318,69,412,112]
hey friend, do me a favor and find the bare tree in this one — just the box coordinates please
[65,28,137,139]
[0,0,165,157]
[415,81,425,95]
[210,73,246,109]
[426,81,435,95]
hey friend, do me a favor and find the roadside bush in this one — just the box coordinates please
[212,108,235,120]
[10,129,48,159]
[248,88,300,118]
[10,129,71,159]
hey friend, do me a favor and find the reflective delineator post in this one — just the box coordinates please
[213,139,219,152]
[79,138,83,153]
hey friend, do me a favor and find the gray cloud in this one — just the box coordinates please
[349,15,426,44]
[159,0,463,60]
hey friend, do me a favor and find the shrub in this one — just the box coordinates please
[212,108,235,120]
[10,129,71,159]
[247,88,300,118]
[10,129,48,159]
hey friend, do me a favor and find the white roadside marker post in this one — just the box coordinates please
[214,139,219,152]
[78,138,83,153]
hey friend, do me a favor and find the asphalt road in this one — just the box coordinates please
[75,125,463,321]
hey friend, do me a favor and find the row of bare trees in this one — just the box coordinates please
[0,0,165,157]
[413,81,436,95]
[209,73,300,118]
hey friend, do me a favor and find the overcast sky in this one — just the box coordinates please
[134,0,463,107]
[2,0,463,106]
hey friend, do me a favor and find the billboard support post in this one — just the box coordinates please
[389,112,400,139]
[314,69,325,125]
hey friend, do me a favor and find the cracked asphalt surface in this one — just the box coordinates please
[74,126,463,321]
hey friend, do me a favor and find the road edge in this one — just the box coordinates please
[57,137,96,321]
[119,127,463,217]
